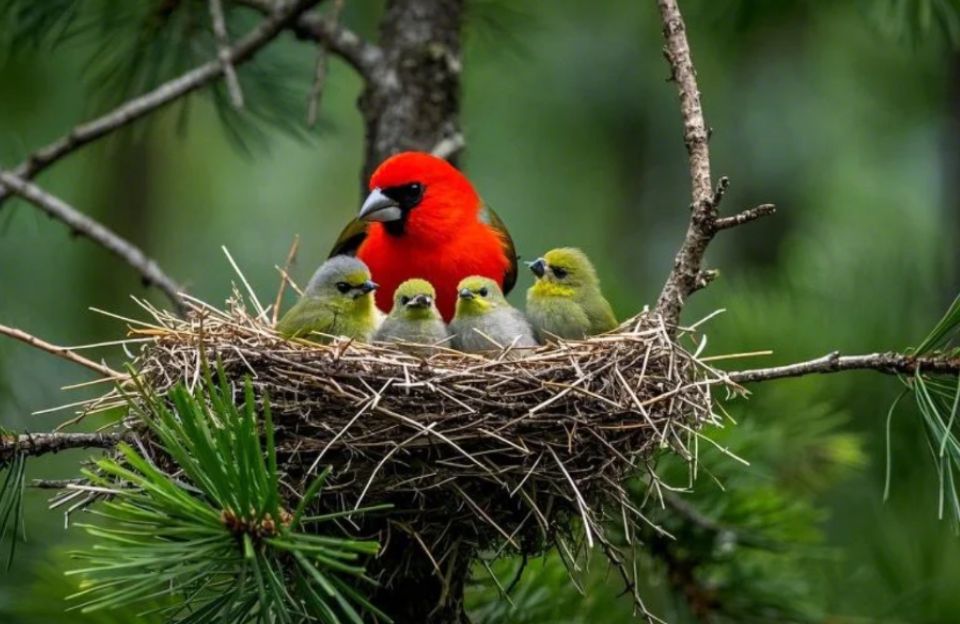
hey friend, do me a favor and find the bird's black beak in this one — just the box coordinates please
[527,258,546,278]
[358,188,401,222]
[359,280,378,295]
[458,288,475,300]
[407,294,432,308]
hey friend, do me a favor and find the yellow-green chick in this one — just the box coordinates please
[525,247,617,341]
[276,256,379,342]
[450,276,538,353]
[372,279,449,351]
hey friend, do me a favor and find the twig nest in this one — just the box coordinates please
[132,298,727,569]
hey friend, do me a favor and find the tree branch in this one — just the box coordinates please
[653,0,714,328]
[236,0,384,79]
[0,322,126,380]
[0,0,322,208]
[209,0,245,109]
[0,432,128,463]
[727,351,960,384]
[0,172,185,314]
[714,204,776,231]
[653,2,773,329]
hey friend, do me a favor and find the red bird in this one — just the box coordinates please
[329,152,518,321]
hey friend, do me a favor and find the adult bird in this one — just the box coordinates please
[329,151,518,322]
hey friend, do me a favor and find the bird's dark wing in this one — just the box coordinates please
[328,218,370,258]
[479,202,518,295]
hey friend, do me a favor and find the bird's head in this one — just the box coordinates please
[304,256,378,309]
[359,151,480,239]
[455,275,506,317]
[392,278,440,319]
[527,247,599,297]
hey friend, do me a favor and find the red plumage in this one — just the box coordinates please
[330,152,517,322]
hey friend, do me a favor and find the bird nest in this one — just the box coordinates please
[100,291,732,600]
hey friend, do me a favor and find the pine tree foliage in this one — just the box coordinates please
[890,294,960,528]
[63,368,388,623]
[0,0,314,150]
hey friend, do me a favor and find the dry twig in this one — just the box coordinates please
[0,172,185,313]
[208,0,245,108]
[728,351,960,384]
[0,322,126,381]
[653,2,774,329]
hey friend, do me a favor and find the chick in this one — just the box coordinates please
[373,278,449,352]
[525,247,617,341]
[276,256,379,343]
[450,276,538,353]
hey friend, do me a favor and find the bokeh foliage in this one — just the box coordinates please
[1,0,959,622]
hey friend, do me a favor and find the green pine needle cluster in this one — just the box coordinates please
[0,431,25,571]
[66,369,389,623]
[889,294,960,529]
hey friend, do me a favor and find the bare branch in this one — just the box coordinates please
[209,0,245,108]
[727,351,960,384]
[430,133,466,161]
[237,0,383,79]
[0,0,322,208]
[0,322,126,381]
[0,172,185,313]
[1,431,128,463]
[654,0,715,328]
[653,3,775,329]
[306,0,345,127]
[714,204,776,231]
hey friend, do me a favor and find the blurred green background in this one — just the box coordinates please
[1,0,959,622]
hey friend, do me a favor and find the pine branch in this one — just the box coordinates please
[236,0,384,79]
[0,173,186,313]
[727,351,960,384]
[0,432,127,463]
[0,0,322,209]
[653,2,774,329]
[209,0,245,109]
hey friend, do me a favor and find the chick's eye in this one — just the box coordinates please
[552,267,568,279]
[400,296,410,305]
[478,287,488,297]
[335,282,352,294]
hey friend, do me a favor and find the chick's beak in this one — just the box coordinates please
[527,258,546,278]
[359,280,378,294]
[458,288,475,300]
[407,294,432,308]
[359,188,402,222]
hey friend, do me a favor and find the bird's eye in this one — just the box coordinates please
[403,183,424,206]
[552,267,568,279]
[478,287,489,297]
[400,295,410,305]
[336,281,352,294]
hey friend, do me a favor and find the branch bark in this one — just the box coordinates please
[0,432,128,463]
[0,172,185,314]
[727,351,960,384]
[0,322,126,380]
[0,0,321,208]
[237,0,384,78]
[653,1,774,329]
